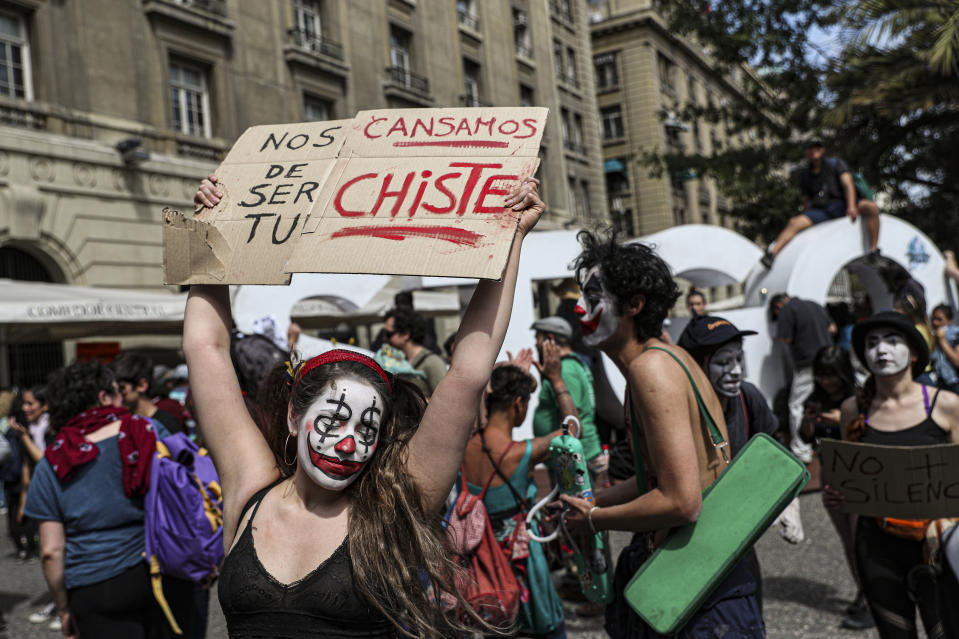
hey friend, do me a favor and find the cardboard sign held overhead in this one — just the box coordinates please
[820,440,959,519]
[163,107,547,285]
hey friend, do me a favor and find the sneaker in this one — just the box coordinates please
[48,618,62,631]
[29,603,56,624]
[844,591,866,615]
[841,598,873,630]
[760,251,774,269]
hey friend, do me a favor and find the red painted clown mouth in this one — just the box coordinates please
[578,308,603,337]
[308,448,362,479]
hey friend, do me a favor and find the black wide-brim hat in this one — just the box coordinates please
[851,310,929,377]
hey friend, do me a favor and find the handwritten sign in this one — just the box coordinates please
[163,107,547,285]
[820,440,959,519]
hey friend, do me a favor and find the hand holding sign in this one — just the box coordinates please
[507,177,544,236]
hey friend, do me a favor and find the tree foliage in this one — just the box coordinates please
[646,0,959,251]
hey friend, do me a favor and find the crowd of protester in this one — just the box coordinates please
[0,172,957,639]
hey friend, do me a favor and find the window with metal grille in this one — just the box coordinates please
[462,59,480,106]
[0,12,31,99]
[170,60,211,137]
[594,52,618,90]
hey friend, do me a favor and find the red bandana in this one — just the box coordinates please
[45,405,157,497]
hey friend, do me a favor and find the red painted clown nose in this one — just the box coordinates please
[574,305,586,317]
[334,436,356,454]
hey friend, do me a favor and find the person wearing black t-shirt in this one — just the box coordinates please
[762,138,880,268]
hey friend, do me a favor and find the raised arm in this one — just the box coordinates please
[407,178,544,509]
[184,176,280,544]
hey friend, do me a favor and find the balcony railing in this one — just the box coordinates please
[515,43,533,59]
[0,102,46,130]
[457,10,480,31]
[549,0,574,23]
[558,73,580,89]
[564,141,587,155]
[170,0,226,16]
[288,27,345,61]
[386,66,430,94]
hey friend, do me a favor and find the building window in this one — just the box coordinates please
[556,0,574,23]
[304,94,331,121]
[513,8,532,59]
[571,113,584,153]
[568,177,579,219]
[553,39,564,80]
[388,25,419,89]
[687,75,698,105]
[462,59,481,106]
[565,46,578,86]
[594,52,618,90]
[601,105,624,140]
[0,13,31,99]
[170,60,210,137]
[560,107,571,146]
[580,181,591,218]
[658,53,676,96]
[611,207,634,237]
[457,0,479,30]
[519,84,535,107]
[293,0,321,42]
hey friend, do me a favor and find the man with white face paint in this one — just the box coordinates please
[562,231,765,638]
[678,315,778,457]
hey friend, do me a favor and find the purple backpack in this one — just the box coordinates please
[145,433,224,635]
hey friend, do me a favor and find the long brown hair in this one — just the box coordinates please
[257,359,490,637]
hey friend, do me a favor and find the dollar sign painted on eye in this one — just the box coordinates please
[316,392,352,444]
[359,398,381,454]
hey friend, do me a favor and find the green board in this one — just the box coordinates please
[625,434,809,634]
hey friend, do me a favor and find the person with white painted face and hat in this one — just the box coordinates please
[826,311,959,639]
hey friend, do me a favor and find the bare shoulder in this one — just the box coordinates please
[627,345,688,386]
[933,388,959,423]
[840,395,859,414]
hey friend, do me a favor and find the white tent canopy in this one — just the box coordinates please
[0,279,188,341]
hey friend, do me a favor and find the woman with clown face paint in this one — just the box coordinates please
[827,311,959,639]
[187,175,546,638]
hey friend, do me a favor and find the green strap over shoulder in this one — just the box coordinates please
[627,347,730,496]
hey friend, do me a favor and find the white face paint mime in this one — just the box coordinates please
[293,378,384,491]
[576,266,620,348]
[707,341,745,398]
[863,328,912,377]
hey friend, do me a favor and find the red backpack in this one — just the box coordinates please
[445,443,521,628]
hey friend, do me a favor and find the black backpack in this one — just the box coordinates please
[229,331,286,398]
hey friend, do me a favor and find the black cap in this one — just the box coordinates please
[804,136,824,149]
[851,311,929,377]
[678,315,757,359]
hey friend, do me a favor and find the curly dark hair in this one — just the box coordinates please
[386,307,427,344]
[573,229,680,342]
[46,361,116,430]
[486,365,537,415]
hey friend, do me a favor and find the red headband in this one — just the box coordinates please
[293,349,392,392]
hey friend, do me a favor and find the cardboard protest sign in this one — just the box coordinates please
[820,440,959,519]
[163,107,547,285]
[163,120,350,285]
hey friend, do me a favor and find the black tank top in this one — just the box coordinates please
[217,480,396,639]
[861,385,949,446]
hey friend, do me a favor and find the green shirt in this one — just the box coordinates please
[532,355,601,461]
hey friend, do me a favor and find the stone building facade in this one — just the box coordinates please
[590,0,753,237]
[0,0,607,383]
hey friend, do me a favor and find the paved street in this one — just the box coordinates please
[0,493,914,638]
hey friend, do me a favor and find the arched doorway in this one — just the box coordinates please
[0,246,65,388]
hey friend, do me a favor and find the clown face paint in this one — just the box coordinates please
[575,266,619,348]
[863,328,912,377]
[295,378,384,490]
[708,341,744,398]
